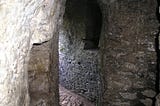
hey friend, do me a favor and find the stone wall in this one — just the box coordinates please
[59,0,101,103]
[28,42,52,106]
[28,0,66,106]
[99,0,159,105]
[0,0,64,106]
[1,0,160,106]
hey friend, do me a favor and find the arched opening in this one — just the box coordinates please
[58,0,102,105]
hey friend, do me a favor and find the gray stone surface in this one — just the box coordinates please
[99,0,159,105]
[28,41,51,106]
[59,0,101,102]
[142,90,156,98]
[1,0,160,106]
[141,99,153,106]
[28,0,66,106]
[0,0,64,106]
[156,94,160,106]
[120,92,137,100]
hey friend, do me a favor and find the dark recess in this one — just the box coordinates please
[83,0,102,50]
[155,0,160,94]
[153,0,160,105]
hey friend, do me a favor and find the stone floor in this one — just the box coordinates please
[59,86,94,106]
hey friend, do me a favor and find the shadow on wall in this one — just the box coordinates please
[58,0,102,104]
[155,0,160,94]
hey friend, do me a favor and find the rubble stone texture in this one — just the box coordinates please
[99,0,159,105]
[1,0,160,106]
[0,0,64,106]
[29,0,102,105]
[59,0,101,102]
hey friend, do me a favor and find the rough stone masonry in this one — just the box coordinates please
[0,0,160,106]
[99,0,159,105]
[0,0,64,106]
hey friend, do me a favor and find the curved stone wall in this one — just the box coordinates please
[0,0,64,105]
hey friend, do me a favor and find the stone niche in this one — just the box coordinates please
[28,41,52,106]
[59,0,102,103]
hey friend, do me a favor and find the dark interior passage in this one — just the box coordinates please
[58,0,102,104]
[84,0,102,49]
[26,0,160,106]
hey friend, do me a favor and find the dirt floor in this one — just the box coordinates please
[59,86,94,106]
